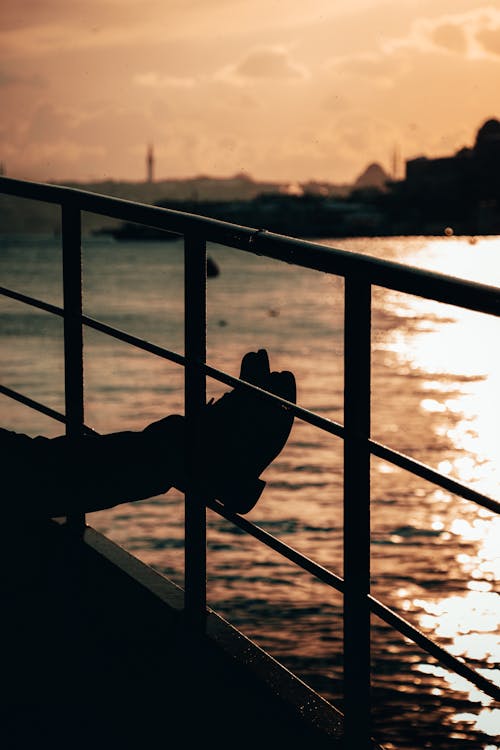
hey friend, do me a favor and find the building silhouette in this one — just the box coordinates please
[384,118,500,235]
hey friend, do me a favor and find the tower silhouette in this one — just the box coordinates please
[146,144,154,183]
[391,144,400,181]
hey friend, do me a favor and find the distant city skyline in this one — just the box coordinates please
[2,1,500,185]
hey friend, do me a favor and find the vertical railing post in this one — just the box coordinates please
[343,274,372,748]
[184,233,207,633]
[62,202,85,532]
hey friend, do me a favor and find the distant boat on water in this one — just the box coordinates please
[94,222,181,241]
[206,256,219,277]
[93,222,220,277]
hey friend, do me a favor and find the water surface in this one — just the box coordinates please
[1,233,499,749]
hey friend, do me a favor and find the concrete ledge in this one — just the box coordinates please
[82,523,345,746]
[1,520,384,748]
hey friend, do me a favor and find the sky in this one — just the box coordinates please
[2,0,500,185]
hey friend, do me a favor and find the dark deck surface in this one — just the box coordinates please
[0,519,359,749]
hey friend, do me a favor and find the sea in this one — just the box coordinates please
[1,231,499,750]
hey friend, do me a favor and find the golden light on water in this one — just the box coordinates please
[413,591,498,649]
[383,303,500,498]
[376,238,500,740]
[416,660,500,742]
[382,239,500,493]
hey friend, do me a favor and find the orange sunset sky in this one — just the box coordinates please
[2,1,500,185]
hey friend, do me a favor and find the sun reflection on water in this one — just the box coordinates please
[403,507,500,735]
[408,489,500,729]
[381,300,500,500]
[378,237,500,742]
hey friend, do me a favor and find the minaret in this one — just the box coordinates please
[146,144,154,183]
[391,144,400,181]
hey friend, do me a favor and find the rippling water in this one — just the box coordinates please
[1,233,499,749]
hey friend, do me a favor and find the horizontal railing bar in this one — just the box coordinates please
[1,177,499,318]
[368,595,500,702]
[370,440,500,515]
[0,384,67,425]
[0,286,64,317]
[81,316,346,439]
[0,287,187,370]
[82,317,321,429]
[253,233,500,318]
[81,315,186,368]
[206,498,346,592]
[0,284,344,436]
[82,318,297,420]
[83,319,299,422]
[208,499,500,702]
[0,384,97,435]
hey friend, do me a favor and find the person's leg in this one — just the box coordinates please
[3,349,295,518]
[1,416,185,519]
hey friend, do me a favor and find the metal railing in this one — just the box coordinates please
[1,176,499,749]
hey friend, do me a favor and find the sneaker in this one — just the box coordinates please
[196,349,296,513]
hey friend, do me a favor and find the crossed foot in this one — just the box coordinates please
[145,349,296,514]
[200,349,296,513]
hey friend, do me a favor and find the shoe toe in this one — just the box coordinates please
[239,349,271,385]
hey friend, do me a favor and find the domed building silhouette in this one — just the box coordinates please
[474,118,500,148]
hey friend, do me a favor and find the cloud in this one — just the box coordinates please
[325,51,410,89]
[218,46,308,84]
[476,26,500,57]
[432,23,467,54]
[132,47,309,98]
[133,72,197,89]
[382,7,500,60]
[323,6,500,94]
